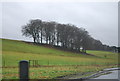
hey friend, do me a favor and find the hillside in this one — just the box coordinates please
[2,38,118,66]
[1,38,118,79]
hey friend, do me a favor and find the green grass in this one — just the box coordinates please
[3,51,116,67]
[2,39,82,57]
[87,50,118,59]
[1,38,118,79]
[3,65,116,79]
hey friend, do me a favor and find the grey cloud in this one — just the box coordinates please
[2,2,118,46]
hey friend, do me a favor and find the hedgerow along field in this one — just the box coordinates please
[2,39,118,79]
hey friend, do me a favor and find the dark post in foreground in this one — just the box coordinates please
[19,60,29,81]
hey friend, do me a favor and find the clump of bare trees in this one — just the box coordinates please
[22,19,117,53]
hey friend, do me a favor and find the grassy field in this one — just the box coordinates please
[1,39,118,79]
[87,50,118,59]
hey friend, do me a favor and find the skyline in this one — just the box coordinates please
[1,2,118,46]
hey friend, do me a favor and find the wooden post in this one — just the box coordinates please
[3,60,5,67]
[29,60,31,67]
[19,60,29,81]
[35,60,37,67]
[33,60,35,67]
[37,60,39,66]
[38,60,39,66]
[48,60,49,65]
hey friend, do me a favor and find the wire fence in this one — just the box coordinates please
[2,60,51,68]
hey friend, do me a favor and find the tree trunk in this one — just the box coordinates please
[33,37,36,43]
[41,31,42,43]
[46,37,48,44]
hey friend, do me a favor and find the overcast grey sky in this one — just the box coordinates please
[2,2,118,46]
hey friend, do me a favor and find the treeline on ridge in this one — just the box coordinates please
[21,19,117,53]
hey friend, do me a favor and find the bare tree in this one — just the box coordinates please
[22,19,42,43]
[43,21,56,45]
[22,19,112,53]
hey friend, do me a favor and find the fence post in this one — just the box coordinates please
[29,60,31,67]
[35,60,36,67]
[3,60,5,67]
[33,60,34,67]
[37,60,39,66]
[19,60,29,81]
[48,60,49,65]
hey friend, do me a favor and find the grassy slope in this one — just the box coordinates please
[1,39,118,79]
[87,50,118,59]
[2,39,117,66]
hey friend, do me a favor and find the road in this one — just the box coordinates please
[58,68,120,81]
[84,68,120,81]
[94,70,119,79]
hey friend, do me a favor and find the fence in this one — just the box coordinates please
[2,60,50,68]
[29,60,40,67]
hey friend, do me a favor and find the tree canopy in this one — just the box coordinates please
[22,19,117,53]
